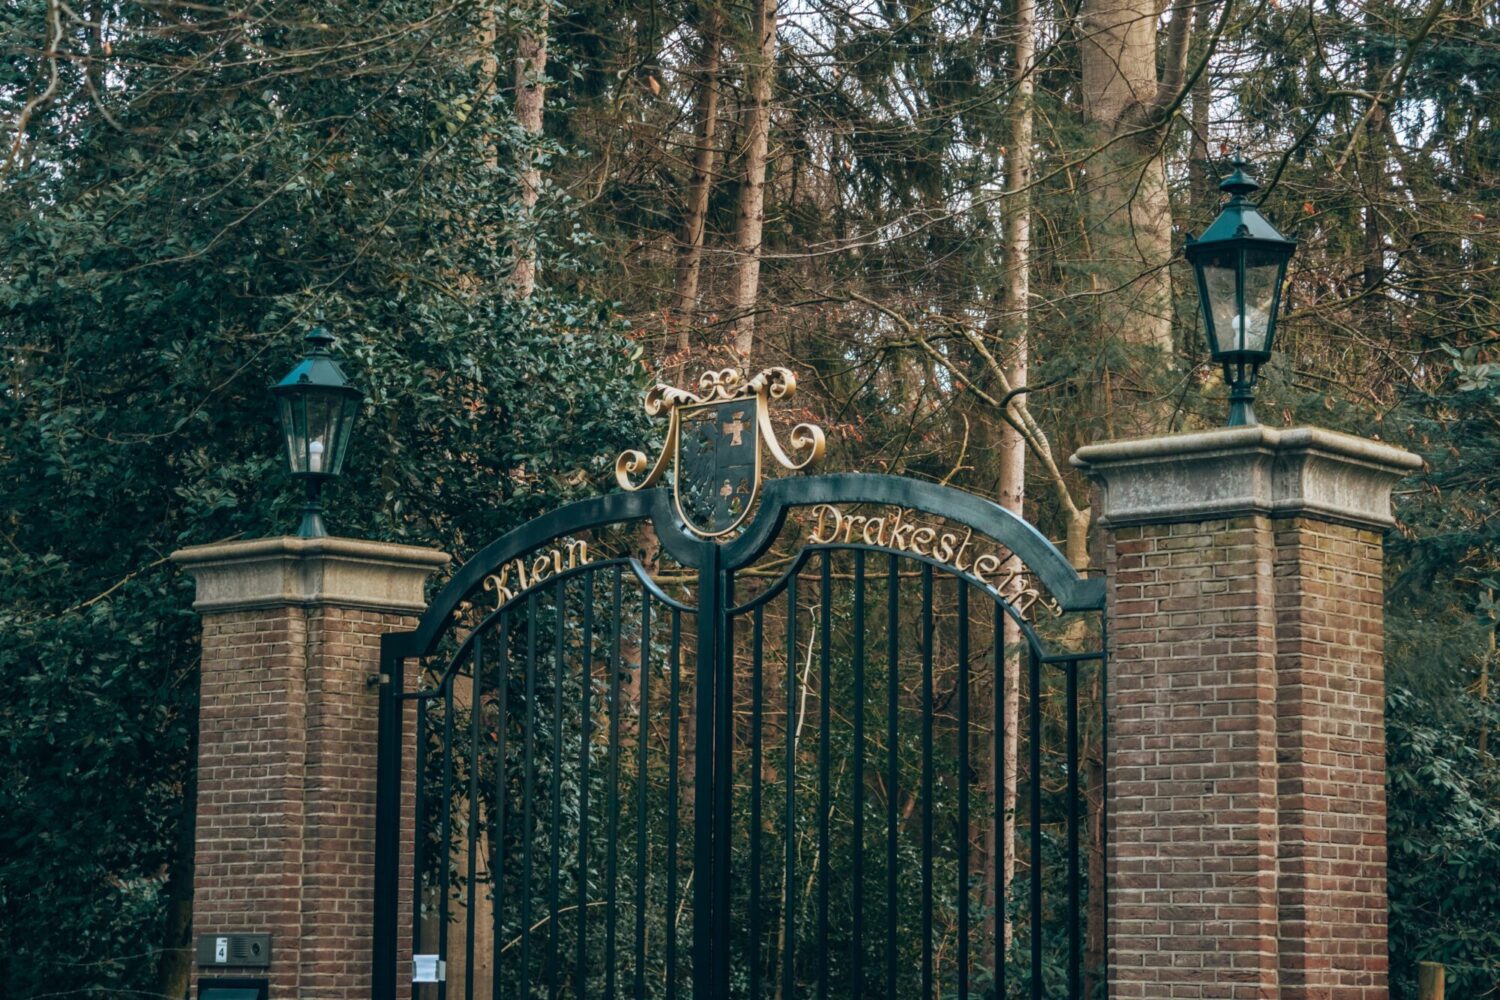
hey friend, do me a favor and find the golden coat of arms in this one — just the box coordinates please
[616,368,826,538]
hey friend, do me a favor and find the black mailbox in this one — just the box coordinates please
[198,977,267,1000]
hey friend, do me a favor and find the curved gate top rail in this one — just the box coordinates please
[375,368,1108,1000]
[395,473,1103,659]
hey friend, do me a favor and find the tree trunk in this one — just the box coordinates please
[1188,0,1216,222]
[994,0,1035,958]
[509,9,550,299]
[731,0,777,359]
[673,4,724,354]
[1078,0,1179,355]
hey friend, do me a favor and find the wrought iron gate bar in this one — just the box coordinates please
[849,548,865,994]
[885,550,900,1000]
[994,599,1007,1000]
[817,553,831,1000]
[375,471,1107,1000]
[465,632,482,1000]
[724,542,1066,658]
[921,561,935,1000]
[576,575,594,994]
[1029,644,1043,995]
[957,580,971,1000]
[493,610,509,992]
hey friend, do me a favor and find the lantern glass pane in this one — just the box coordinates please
[330,394,360,475]
[277,394,309,474]
[1240,248,1285,354]
[1200,249,1241,354]
[305,392,338,476]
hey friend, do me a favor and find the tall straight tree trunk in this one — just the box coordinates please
[983,0,1034,963]
[673,4,723,353]
[1187,0,1216,222]
[509,7,549,299]
[1079,0,1190,356]
[731,0,777,359]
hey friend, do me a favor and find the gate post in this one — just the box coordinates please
[1073,427,1419,999]
[172,536,448,998]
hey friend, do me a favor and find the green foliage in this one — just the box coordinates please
[0,2,646,996]
[1387,685,1500,999]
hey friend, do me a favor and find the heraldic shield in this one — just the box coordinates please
[675,397,761,536]
[613,367,827,540]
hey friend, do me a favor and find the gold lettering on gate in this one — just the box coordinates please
[806,504,1060,618]
[482,539,592,607]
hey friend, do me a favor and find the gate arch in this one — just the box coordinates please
[374,375,1106,1000]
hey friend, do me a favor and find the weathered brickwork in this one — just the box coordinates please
[194,607,309,997]
[1105,517,1283,999]
[194,605,420,999]
[1272,519,1389,997]
[177,536,446,1000]
[1102,515,1391,999]
[1076,426,1415,999]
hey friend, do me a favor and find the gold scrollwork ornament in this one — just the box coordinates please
[616,368,826,538]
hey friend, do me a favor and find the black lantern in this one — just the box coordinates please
[271,326,362,537]
[1184,154,1297,426]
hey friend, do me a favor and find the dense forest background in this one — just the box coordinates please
[1,0,1497,996]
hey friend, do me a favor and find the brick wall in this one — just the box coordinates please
[194,605,420,998]
[1273,519,1389,997]
[194,607,309,996]
[1102,514,1391,999]
[1105,517,1283,998]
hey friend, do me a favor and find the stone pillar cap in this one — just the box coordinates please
[1070,425,1422,530]
[172,534,450,614]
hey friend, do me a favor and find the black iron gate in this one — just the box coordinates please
[374,371,1106,1000]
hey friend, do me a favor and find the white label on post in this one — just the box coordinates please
[214,937,228,963]
[413,955,446,983]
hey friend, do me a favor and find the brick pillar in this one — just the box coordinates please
[1072,426,1420,1000]
[172,536,449,999]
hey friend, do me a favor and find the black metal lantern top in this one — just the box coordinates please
[271,326,362,536]
[1185,154,1297,425]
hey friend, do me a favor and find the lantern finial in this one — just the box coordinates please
[1220,150,1260,200]
[304,325,336,353]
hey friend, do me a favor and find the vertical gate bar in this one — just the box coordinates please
[1028,645,1042,998]
[692,548,720,1000]
[750,605,765,999]
[885,553,899,999]
[522,599,540,1000]
[440,680,455,1000]
[606,568,623,1000]
[577,575,595,998]
[413,693,429,993]
[374,642,404,1000]
[493,612,511,1000]
[850,550,866,994]
[466,639,483,1000]
[634,591,652,1000]
[522,595,539,1000]
[817,553,832,1000]
[1099,623,1109,993]
[783,571,798,1000]
[666,607,682,1000]
[920,563,934,1000]
[715,567,735,998]
[1066,661,1081,1000]
[549,582,567,999]
[994,602,1006,999]
[957,583,970,1000]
